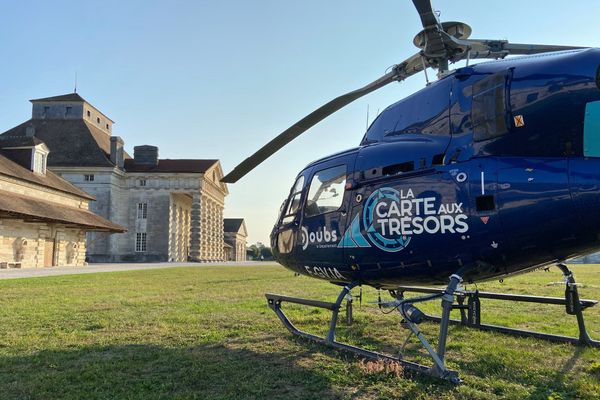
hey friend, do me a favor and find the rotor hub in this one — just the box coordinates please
[413,21,472,49]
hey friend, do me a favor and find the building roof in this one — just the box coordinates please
[1,119,130,167]
[30,93,86,103]
[0,152,95,200]
[0,190,125,232]
[224,218,245,234]
[0,136,44,147]
[124,159,219,173]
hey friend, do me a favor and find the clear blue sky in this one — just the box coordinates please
[1,1,599,244]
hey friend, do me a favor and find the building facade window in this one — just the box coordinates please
[84,174,94,182]
[65,106,72,117]
[135,232,147,252]
[87,110,91,117]
[32,151,46,174]
[137,202,148,219]
[139,179,147,187]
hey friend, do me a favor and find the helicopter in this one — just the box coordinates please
[222,0,600,382]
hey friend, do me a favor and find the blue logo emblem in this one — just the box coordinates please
[363,188,411,252]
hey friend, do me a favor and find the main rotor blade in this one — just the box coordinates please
[501,42,587,55]
[222,54,424,183]
[459,39,587,60]
[412,0,441,29]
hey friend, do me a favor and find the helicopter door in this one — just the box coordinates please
[299,154,356,266]
[272,171,312,268]
[340,166,473,284]
[495,157,576,266]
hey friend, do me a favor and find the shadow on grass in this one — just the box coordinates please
[0,343,345,400]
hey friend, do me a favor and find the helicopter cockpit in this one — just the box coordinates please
[274,160,350,258]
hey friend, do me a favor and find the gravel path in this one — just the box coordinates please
[0,261,268,280]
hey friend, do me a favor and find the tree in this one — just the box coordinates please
[260,246,273,260]
[248,244,260,260]
[248,242,273,261]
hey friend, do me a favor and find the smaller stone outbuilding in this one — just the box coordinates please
[223,218,247,261]
[0,136,124,268]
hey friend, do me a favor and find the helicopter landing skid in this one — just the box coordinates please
[265,275,464,384]
[394,263,600,348]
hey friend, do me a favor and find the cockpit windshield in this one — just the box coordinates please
[305,165,346,217]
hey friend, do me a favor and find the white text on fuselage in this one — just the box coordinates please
[301,226,338,250]
[375,189,468,235]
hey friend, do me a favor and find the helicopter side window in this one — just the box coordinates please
[281,175,305,224]
[305,165,346,218]
[472,73,509,142]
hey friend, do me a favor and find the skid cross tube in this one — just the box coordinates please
[266,276,463,383]
[396,264,599,347]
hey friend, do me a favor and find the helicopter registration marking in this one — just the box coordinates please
[304,266,347,280]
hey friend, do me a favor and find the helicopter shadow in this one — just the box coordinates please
[0,342,346,400]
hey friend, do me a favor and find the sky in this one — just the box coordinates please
[1,0,599,244]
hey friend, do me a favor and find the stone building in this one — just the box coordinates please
[1,93,230,262]
[0,136,124,268]
[223,218,247,261]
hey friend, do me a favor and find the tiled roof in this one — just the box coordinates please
[0,136,44,147]
[0,152,95,200]
[224,218,245,233]
[30,93,86,103]
[124,159,218,173]
[0,189,125,232]
[1,119,131,167]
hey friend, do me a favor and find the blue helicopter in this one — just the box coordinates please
[222,0,600,382]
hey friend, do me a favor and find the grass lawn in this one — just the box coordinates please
[0,264,599,399]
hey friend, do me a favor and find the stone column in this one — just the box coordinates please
[209,200,215,261]
[218,205,224,261]
[184,209,190,260]
[201,196,210,261]
[206,199,213,261]
[177,206,184,261]
[169,201,177,261]
[189,192,202,262]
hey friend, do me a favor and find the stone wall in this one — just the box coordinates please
[0,219,86,268]
[53,166,229,263]
[224,232,247,261]
[57,167,129,262]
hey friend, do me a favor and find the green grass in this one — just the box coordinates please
[0,264,599,399]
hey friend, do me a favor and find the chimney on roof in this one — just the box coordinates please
[110,136,125,169]
[25,125,35,137]
[133,145,159,166]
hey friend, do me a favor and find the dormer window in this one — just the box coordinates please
[31,146,49,175]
